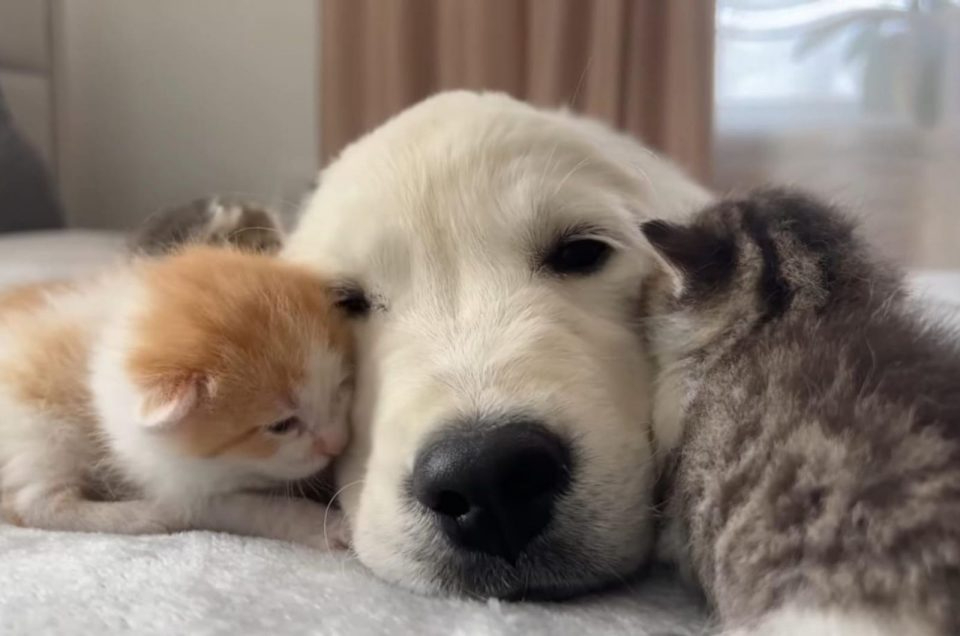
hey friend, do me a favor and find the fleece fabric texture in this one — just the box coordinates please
[0,526,708,636]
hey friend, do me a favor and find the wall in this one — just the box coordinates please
[0,0,56,171]
[55,0,318,229]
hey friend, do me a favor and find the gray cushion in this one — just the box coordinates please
[0,82,63,232]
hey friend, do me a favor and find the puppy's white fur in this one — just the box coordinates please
[286,91,712,594]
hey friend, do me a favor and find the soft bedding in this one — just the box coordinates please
[0,528,707,636]
[0,230,956,636]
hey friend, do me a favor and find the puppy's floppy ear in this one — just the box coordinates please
[138,372,216,429]
[640,220,736,296]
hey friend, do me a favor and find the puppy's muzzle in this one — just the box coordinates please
[412,419,572,563]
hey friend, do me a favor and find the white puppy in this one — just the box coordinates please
[285,91,711,598]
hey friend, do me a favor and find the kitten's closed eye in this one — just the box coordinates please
[266,416,302,435]
[331,282,372,317]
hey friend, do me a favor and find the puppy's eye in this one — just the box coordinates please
[333,284,371,317]
[266,416,301,435]
[544,238,612,275]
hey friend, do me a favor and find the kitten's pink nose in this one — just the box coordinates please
[313,432,346,457]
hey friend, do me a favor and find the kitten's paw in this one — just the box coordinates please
[135,507,190,535]
[302,507,351,551]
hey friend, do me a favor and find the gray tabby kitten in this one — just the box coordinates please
[131,197,284,256]
[640,189,959,635]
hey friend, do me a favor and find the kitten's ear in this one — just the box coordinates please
[139,373,215,429]
[640,220,735,295]
[207,200,243,232]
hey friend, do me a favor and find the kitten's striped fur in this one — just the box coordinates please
[131,197,284,256]
[643,189,960,635]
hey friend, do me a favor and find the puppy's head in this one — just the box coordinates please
[285,91,711,597]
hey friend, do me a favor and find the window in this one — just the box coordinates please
[715,0,960,269]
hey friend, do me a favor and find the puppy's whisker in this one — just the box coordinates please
[551,156,593,198]
[568,54,593,109]
[226,226,285,239]
[323,479,366,551]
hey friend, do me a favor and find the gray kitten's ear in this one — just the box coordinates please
[640,220,736,296]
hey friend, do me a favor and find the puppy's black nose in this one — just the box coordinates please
[412,420,571,563]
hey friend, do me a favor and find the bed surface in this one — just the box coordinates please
[0,527,707,636]
[0,230,957,636]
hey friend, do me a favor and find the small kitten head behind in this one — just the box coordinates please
[117,247,352,485]
[131,197,284,256]
[640,188,895,332]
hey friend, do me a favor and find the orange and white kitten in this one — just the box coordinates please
[0,246,352,548]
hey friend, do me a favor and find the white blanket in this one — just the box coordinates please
[0,527,707,635]
[0,231,957,635]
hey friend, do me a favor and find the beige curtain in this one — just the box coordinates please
[321,0,715,182]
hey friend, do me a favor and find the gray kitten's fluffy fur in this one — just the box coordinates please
[131,197,284,256]
[642,189,959,634]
